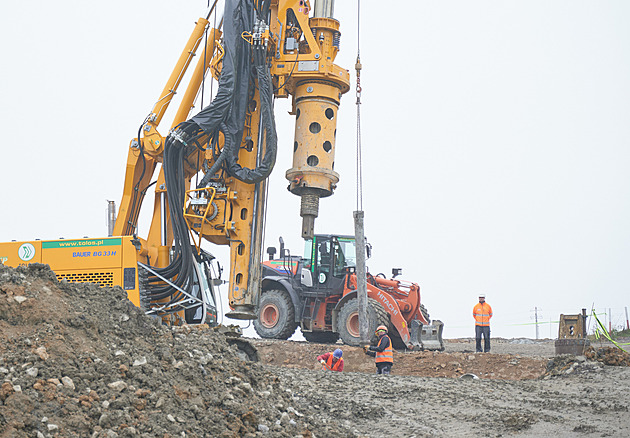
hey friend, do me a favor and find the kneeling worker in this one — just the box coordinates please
[317,348,344,372]
[364,325,393,375]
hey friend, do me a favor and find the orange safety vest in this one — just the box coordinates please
[473,302,493,326]
[375,335,393,364]
[326,354,343,371]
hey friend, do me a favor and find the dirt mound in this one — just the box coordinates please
[0,264,352,437]
[585,345,630,366]
[544,355,605,377]
[252,339,547,380]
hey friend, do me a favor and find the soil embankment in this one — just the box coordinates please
[253,337,551,380]
[0,264,349,437]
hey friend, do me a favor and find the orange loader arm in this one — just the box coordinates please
[344,273,428,349]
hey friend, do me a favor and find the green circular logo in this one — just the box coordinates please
[18,243,35,262]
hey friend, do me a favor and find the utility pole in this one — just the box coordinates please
[609,308,612,333]
[625,306,629,330]
[531,307,542,340]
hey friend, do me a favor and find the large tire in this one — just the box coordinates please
[253,289,298,339]
[389,330,408,350]
[337,298,388,346]
[420,304,431,324]
[302,330,340,344]
[227,338,259,362]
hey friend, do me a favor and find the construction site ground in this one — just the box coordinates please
[253,337,554,380]
[1,264,630,437]
[252,338,630,437]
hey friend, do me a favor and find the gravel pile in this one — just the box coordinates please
[544,354,605,377]
[0,264,353,437]
[585,345,630,366]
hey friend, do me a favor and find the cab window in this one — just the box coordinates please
[303,239,313,270]
[316,239,331,283]
[333,238,356,277]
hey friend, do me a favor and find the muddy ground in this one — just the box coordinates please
[1,264,630,437]
[252,338,630,437]
[253,337,552,380]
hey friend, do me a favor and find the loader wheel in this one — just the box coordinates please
[337,298,388,346]
[302,331,340,344]
[253,289,298,340]
[420,304,431,324]
[389,331,408,350]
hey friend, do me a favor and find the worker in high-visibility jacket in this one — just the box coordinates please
[364,325,393,374]
[473,293,493,352]
[317,348,344,372]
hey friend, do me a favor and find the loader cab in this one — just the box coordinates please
[305,235,356,293]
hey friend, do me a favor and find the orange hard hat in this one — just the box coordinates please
[375,325,388,334]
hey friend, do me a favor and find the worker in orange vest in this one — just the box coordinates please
[473,293,493,352]
[317,348,344,371]
[364,325,393,374]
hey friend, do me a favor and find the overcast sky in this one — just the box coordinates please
[1,1,629,339]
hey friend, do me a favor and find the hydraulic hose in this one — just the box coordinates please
[223,62,277,183]
[140,0,277,318]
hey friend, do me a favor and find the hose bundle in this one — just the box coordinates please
[140,0,277,320]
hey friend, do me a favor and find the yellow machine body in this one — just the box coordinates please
[0,237,141,307]
[0,0,349,325]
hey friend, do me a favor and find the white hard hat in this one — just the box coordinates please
[478,293,486,298]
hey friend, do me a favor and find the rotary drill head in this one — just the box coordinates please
[300,192,320,240]
[283,11,350,240]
